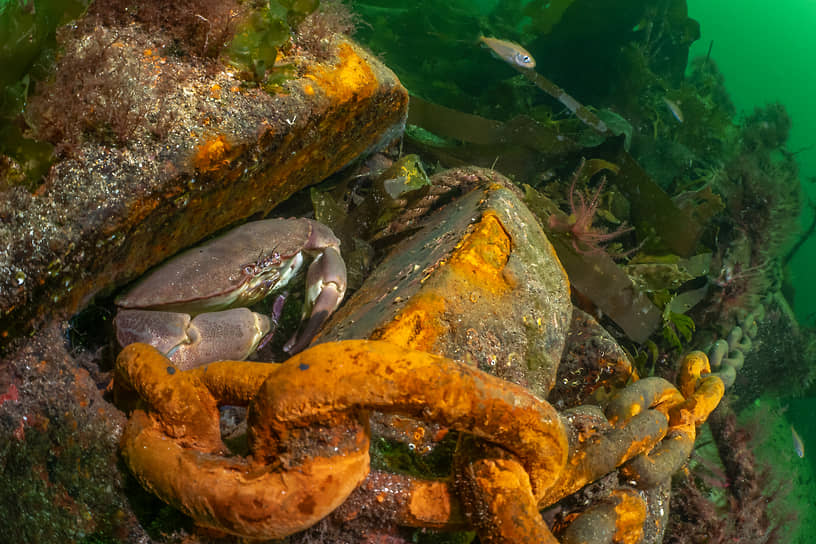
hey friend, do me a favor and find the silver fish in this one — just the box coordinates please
[479,36,536,69]
[792,425,805,458]
[663,97,684,123]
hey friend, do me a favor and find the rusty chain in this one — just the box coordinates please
[115,341,723,542]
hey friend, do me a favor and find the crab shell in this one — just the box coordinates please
[115,218,347,367]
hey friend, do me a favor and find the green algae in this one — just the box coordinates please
[0,405,127,541]
[0,0,91,189]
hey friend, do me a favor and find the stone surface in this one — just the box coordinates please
[317,169,572,399]
[0,323,144,542]
[549,308,636,411]
[0,25,407,346]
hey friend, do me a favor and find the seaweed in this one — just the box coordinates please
[89,0,239,58]
[295,0,357,61]
[667,400,800,544]
[601,145,707,257]
[0,0,91,188]
[405,94,580,182]
[661,308,695,351]
[15,0,341,167]
[225,4,293,83]
[524,182,662,343]
[26,24,177,155]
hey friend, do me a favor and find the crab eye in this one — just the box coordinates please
[261,253,281,269]
[242,264,255,275]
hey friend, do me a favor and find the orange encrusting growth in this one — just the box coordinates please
[373,212,512,353]
[115,339,569,539]
[305,42,378,102]
[374,292,447,353]
[446,212,512,294]
[116,343,370,540]
[612,489,649,544]
[191,134,240,173]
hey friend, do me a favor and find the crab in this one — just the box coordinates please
[114,218,347,369]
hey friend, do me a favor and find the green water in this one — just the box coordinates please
[688,3,816,540]
[688,0,816,324]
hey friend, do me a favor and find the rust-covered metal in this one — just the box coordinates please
[559,489,647,544]
[618,352,724,489]
[116,340,570,539]
[318,170,572,399]
[116,343,370,539]
[116,338,725,542]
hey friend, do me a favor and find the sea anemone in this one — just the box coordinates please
[547,159,634,257]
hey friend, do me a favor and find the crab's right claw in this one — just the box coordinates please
[115,308,270,370]
[284,246,347,354]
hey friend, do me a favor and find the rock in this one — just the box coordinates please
[317,167,572,399]
[0,323,144,542]
[0,20,407,347]
[549,308,635,411]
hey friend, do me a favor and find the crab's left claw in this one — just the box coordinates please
[284,246,347,354]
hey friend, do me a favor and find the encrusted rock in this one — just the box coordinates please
[318,168,572,399]
[0,324,141,541]
[0,21,407,345]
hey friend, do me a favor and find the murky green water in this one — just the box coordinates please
[688,0,816,323]
[688,3,816,541]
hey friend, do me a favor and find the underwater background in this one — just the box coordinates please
[1,0,815,541]
[687,2,816,541]
[348,3,816,540]
[688,0,816,323]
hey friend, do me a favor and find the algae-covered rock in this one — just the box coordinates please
[0,323,142,542]
[0,16,407,347]
[318,167,572,399]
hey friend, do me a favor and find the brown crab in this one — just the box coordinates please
[114,218,347,369]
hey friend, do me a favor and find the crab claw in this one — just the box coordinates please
[115,308,270,370]
[283,246,347,354]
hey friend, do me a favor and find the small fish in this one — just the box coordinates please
[663,97,684,123]
[792,425,805,458]
[479,36,536,69]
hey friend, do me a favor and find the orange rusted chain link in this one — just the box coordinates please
[539,409,667,505]
[605,376,686,426]
[346,405,667,541]
[453,402,662,544]
[460,457,560,543]
[116,343,369,540]
[559,499,617,544]
[455,435,561,543]
[116,342,724,541]
[559,489,647,544]
[352,351,722,542]
[449,401,667,542]
[618,352,724,488]
[187,359,280,404]
[247,339,569,503]
[676,350,711,398]
[116,339,570,539]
